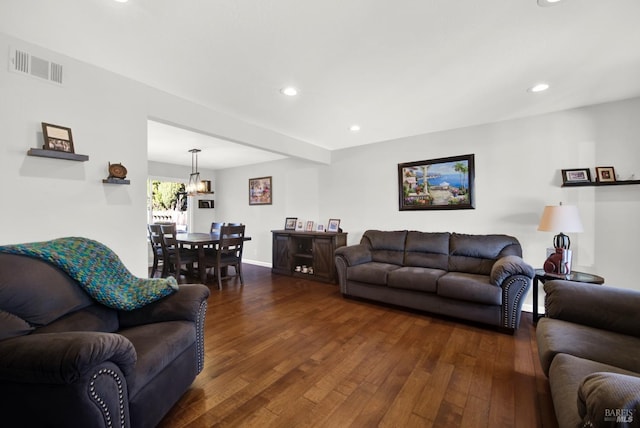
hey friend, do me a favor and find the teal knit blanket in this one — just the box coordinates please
[0,237,178,310]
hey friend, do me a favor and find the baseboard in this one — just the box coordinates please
[243,259,272,268]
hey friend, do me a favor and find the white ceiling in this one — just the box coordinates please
[2,0,640,168]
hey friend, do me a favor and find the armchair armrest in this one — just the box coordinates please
[544,280,640,338]
[0,331,136,384]
[118,283,210,327]
[578,372,640,427]
[490,255,534,287]
[334,244,372,266]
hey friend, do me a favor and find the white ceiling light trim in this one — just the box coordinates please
[537,0,563,7]
[349,125,361,132]
[528,83,550,93]
[280,86,298,96]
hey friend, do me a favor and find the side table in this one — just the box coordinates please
[533,269,605,322]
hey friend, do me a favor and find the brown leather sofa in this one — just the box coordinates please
[0,252,210,428]
[334,230,534,331]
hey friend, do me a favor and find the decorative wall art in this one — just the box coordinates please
[285,217,297,230]
[562,168,592,184]
[42,122,74,153]
[595,166,616,182]
[398,154,475,211]
[249,176,272,205]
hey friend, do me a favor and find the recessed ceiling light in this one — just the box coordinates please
[528,83,550,93]
[114,0,129,3]
[537,0,563,7]
[280,87,298,97]
[349,125,361,132]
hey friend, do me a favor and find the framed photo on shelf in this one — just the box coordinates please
[398,154,475,211]
[595,166,616,182]
[284,217,297,230]
[561,168,592,184]
[295,220,304,231]
[305,221,314,231]
[249,176,272,205]
[316,224,324,232]
[42,122,74,153]
[327,219,341,233]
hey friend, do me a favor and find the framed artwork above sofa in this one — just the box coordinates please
[398,154,475,211]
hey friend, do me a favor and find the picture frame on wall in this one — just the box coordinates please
[284,217,297,230]
[595,166,616,182]
[398,154,475,211]
[561,168,592,184]
[42,122,75,153]
[327,219,341,233]
[249,176,272,205]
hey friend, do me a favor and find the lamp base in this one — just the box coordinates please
[544,248,572,275]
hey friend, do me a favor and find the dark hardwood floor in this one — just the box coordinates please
[158,264,558,428]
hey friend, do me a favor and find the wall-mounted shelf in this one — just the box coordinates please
[562,180,640,188]
[102,178,130,185]
[27,148,89,162]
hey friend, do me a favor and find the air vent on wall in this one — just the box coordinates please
[9,47,64,85]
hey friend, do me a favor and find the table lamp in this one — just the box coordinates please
[537,202,583,274]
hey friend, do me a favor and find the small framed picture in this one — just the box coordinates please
[327,219,341,233]
[316,224,324,232]
[305,221,314,231]
[42,122,74,153]
[284,217,297,230]
[595,166,616,182]
[295,220,304,231]
[561,168,592,184]
[249,176,272,205]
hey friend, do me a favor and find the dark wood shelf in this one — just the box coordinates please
[27,148,89,162]
[562,180,640,187]
[102,178,130,185]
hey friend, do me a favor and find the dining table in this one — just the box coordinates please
[176,232,251,284]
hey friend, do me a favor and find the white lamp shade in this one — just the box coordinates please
[537,205,584,233]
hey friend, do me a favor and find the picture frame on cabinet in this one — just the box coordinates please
[295,220,304,231]
[284,217,297,230]
[561,168,592,184]
[306,221,314,232]
[316,224,324,232]
[327,219,341,233]
[595,166,616,182]
[42,122,74,153]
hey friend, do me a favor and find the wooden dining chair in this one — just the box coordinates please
[159,223,197,283]
[203,224,246,289]
[147,224,166,278]
[227,222,242,227]
[210,222,224,233]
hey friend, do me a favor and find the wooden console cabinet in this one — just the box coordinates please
[271,230,347,283]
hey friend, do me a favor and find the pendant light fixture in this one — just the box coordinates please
[186,148,202,195]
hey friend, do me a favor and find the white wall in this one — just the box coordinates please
[214,98,640,313]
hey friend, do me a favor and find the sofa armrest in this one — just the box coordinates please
[0,331,136,384]
[334,244,372,266]
[118,283,210,327]
[490,255,534,287]
[578,372,640,427]
[544,280,640,338]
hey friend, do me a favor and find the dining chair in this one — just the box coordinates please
[160,223,197,283]
[203,224,246,289]
[147,224,166,278]
[227,222,242,227]
[210,222,224,233]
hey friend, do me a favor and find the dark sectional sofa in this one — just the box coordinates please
[537,280,640,428]
[334,230,534,331]
[0,252,210,428]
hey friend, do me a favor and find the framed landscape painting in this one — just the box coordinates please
[398,154,475,211]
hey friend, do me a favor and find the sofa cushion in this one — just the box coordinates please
[119,321,195,399]
[537,318,640,376]
[404,231,449,270]
[362,230,407,265]
[437,272,502,305]
[347,262,400,285]
[387,267,445,293]
[0,254,94,326]
[549,353,639,428]
[31,305,119,334]
[0,310,34,340]
[448,233,522,275]
[578,371,640,428]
